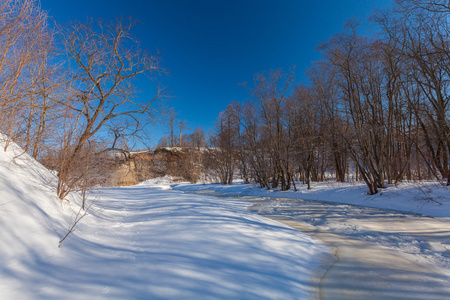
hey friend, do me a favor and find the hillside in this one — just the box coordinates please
[0,137,76,297]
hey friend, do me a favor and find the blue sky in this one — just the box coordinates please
[41,0,393,146]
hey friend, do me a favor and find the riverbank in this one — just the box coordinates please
[171,179,450,218]
[170,179,450,299]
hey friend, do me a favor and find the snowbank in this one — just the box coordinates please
[136,175,182,189]
[172,180,450,218]
[0,137,75,298]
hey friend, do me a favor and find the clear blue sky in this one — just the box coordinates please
[41,0,393,146]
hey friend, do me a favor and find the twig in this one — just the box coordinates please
[58,201,92,247]
[416,184,443,205]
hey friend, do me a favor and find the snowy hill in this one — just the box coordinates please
[0,137,76,297]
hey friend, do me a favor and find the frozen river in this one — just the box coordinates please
[248,197,450,299]
[185,189,450,299]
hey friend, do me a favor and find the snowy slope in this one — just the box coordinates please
[0,137,77,298]
[0,141,331,299]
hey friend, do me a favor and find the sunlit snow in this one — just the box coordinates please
[0,143,329,299]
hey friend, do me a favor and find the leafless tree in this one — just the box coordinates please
[376,2,450,185]
[307,61,349,182]
[244,69,295,190]
[209,1,450,194]
[55,17,164,199]
[396,0,450,13]
[207,104,239,184]
[190,127,207,150]
[165,108,177,147]
[0,0,49,149]
[178,119,189,147]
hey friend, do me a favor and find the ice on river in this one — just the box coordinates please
[174,180,450,299]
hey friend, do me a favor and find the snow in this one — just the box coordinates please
[172,179,450,218]
[0,137,76,298]
[53,185,329,299]
[172,180,450,298]
[1,133,449,299]
[0,141,329,299]
[0,138,73,253]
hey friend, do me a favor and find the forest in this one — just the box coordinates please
[205,0,450,194]
[1,0,450,199]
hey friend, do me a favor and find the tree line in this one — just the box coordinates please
[209,0,450,194]
[2,0,449,199]
[0,0,164,203]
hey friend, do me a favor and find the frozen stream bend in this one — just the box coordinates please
[248,197,450,299]
[185,190,450,299]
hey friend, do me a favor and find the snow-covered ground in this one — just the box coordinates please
[0,142,329,299]
[1,135,449,299]
[172,179,450,218]
[54,185,329,299]
[172,179,450,299]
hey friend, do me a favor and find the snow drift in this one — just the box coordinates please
[0,137,75,297]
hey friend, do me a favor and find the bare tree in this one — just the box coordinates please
[317,21,417,193]
[165,108,177,147]
[0,0,49,149]
[307,61,348,183]
[208,104,239,184]
[244,69,295,190]
[55,17,164,199]
[376,2,450,185]
[210,0,449,194]
[178,119,188,147]
[396,0,450,13]
[190,127,207,150]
